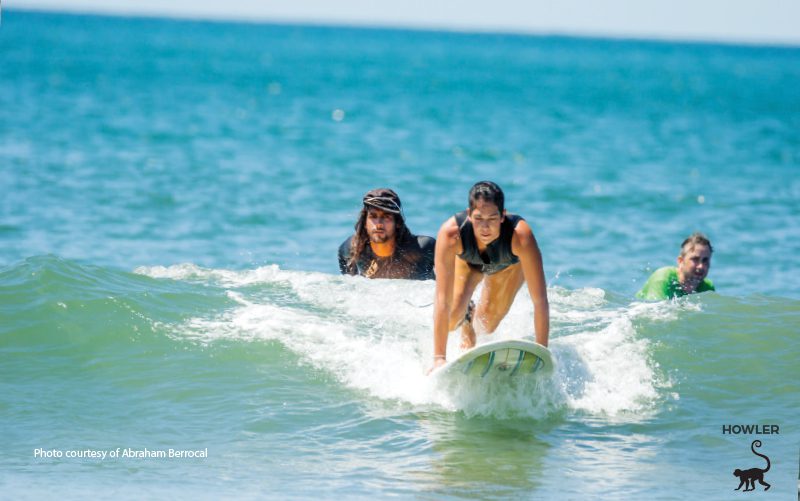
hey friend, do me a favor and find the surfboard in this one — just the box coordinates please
[433,339,554,381]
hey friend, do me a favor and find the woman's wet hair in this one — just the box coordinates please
[468,181,504,214]
[680,232,713,256]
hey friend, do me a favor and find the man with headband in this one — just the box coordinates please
[338,188,435,280]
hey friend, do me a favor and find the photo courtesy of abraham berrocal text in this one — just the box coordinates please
[34,447,208,460]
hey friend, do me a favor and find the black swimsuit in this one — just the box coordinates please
[455,210,522,275]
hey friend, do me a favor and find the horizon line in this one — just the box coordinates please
[9,5,800,49]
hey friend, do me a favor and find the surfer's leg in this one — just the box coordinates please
[474,262,525,334]
[448,257,483,329]
[449,257,483,349]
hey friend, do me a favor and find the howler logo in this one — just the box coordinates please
[733,440,771,492]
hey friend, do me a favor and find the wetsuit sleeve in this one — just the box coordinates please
[338,236,355,275]
[416,235,436,280]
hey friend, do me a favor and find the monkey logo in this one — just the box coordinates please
[733,440,771,492]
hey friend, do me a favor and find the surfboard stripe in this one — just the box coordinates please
[462,357,476,375]
[480,351,495,378]
[510,349,525,376]
[531,356,543,373]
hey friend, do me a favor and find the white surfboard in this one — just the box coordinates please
[433,339,554,381]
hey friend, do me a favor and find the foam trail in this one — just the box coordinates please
[136,265,688,418]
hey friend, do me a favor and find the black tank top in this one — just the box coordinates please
[455,210,522,275]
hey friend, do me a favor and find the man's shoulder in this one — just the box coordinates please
[339,235,354,250]
[415,235,436,251]
[636,267,678,300]
[409,234,436,279]
[698,278,715,292]
[649,266,677,280]
[338,235,355,260]
[337,234,357,275]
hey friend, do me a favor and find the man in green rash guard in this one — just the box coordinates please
[637,233,715,300]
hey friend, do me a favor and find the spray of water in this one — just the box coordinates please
[136,265,691,419]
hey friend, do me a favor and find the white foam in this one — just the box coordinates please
[139,264,688,419]
[555,317,657,416]
[134,263,284,286]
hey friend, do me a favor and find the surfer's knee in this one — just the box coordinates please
[482,315,502,334]
[473,305,502,334]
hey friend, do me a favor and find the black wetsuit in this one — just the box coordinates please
[338,234,436,280]
[455,210,523,275]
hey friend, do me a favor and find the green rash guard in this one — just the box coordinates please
[636,266,715,300]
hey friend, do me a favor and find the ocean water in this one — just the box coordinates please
[1,10,799,499]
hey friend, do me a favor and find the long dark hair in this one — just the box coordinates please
[347,207,414,273]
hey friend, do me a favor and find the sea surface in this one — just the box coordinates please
[1,10,799,499]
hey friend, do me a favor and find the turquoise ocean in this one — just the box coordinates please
[2,10,799,499]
